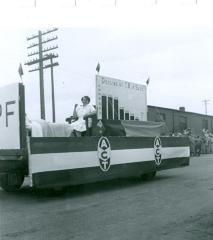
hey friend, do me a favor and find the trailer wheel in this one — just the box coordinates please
[141,171,156,181]
[0,172,24,192]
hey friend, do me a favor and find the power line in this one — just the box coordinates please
[202,99,210,115]
[25,28,59,121]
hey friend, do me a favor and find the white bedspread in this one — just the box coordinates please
[30,120,72,137]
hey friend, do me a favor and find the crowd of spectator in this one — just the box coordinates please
[171,128,213,157]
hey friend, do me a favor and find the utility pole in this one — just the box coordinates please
[203,99,210,115]
[25,28,58,120]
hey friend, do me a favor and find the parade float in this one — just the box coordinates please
[0,75,190,191]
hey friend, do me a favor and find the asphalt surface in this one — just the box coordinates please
[0,154,213,240]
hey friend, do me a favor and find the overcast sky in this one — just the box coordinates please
[0,2,213,122]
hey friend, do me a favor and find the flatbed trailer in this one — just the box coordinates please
[0,83,190,192]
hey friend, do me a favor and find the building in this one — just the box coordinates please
[147,105,213,135]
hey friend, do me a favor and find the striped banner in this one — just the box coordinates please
[28,136,190,188]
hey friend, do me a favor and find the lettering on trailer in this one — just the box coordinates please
[0,101,16,127]
[97,137,111,172]
[101,77,145,92]
[0,83,21,149]
[6,101,16,127]
[154,137,162,165]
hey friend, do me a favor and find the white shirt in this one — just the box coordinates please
[71,104,96,132]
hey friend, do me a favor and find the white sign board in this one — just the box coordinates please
[0,83,21,149]
[96,75,147,121]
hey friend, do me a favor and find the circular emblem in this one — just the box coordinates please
[154,137,162,166]
[97,137,111,172]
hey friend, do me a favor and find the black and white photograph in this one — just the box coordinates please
[0,1,213,239]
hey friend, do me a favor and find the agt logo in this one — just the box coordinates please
[154,137,162,166]
[97,137,111,172]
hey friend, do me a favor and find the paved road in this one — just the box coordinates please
[0,154,213,240]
